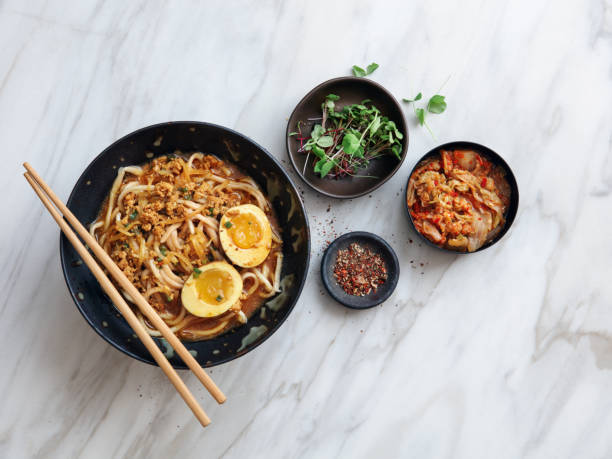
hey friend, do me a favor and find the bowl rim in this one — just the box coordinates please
[404,140,519,254]
[59,120,311,368]
[285,76,409,199]
[320,231,400,309]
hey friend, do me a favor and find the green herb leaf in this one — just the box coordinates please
[297,91,404,179]
[311,124,324,140]
[342,132,361,155]
[415,108,426,126]
[352,65,366,77]
[215,295,223,302]
[224,221,232,229]
[208,207,214,216]
[129,210,138,221]
[316,136,334,148]
[193,267,202,278]
[159,245,167,256]
[392,144,402,160]
[369,115,381,137]
[320,160,335,178]
[324,99,335,112]
[402,92,422,103]
[312,145,326,159]
[427,94,447,114]
[288,131,298,136]
[366,62,379,75]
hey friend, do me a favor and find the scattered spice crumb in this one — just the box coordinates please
[333,242,388,296]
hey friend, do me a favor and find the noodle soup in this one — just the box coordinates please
[90,152,283,341]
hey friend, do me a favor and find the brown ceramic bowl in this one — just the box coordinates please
[286,77,408,199]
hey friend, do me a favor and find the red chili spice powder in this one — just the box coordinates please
[333,242,388,296]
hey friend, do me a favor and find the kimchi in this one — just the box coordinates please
[407,150,511,252]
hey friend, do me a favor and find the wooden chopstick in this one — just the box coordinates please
[23,163,226,404]
[24,172,211,427]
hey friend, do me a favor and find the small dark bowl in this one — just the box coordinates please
[405,141,519,253]
[59,121,310,368]
[286,77,408,199]
[321,232,399,309]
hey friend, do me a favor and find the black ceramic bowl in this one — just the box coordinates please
[60,121,310,368]
[405,141,519,253]
[286,77,408,199]
[321,232,399,309]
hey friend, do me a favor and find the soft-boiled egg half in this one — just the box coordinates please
[181,261,243,318]
[219,204,272,267]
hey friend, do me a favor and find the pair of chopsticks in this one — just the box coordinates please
[23,163,225,428]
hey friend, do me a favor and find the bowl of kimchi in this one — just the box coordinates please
[405,141,518,253]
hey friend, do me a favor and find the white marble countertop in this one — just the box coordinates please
[2,0,612,457]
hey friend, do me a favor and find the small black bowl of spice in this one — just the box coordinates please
[321,231,400,309]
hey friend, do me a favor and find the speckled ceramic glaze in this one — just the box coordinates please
[59,121,310,368]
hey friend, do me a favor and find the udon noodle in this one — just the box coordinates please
[90,152,283,341]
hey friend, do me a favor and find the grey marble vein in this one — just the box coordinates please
[1,0,611,458]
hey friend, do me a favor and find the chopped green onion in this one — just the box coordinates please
[215,295,223,302]
[224,221,232,229]
[193,267,202,278]
[129,210,138,220]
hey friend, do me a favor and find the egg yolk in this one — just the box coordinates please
[194,269,234,305]
[228,213,263,249]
